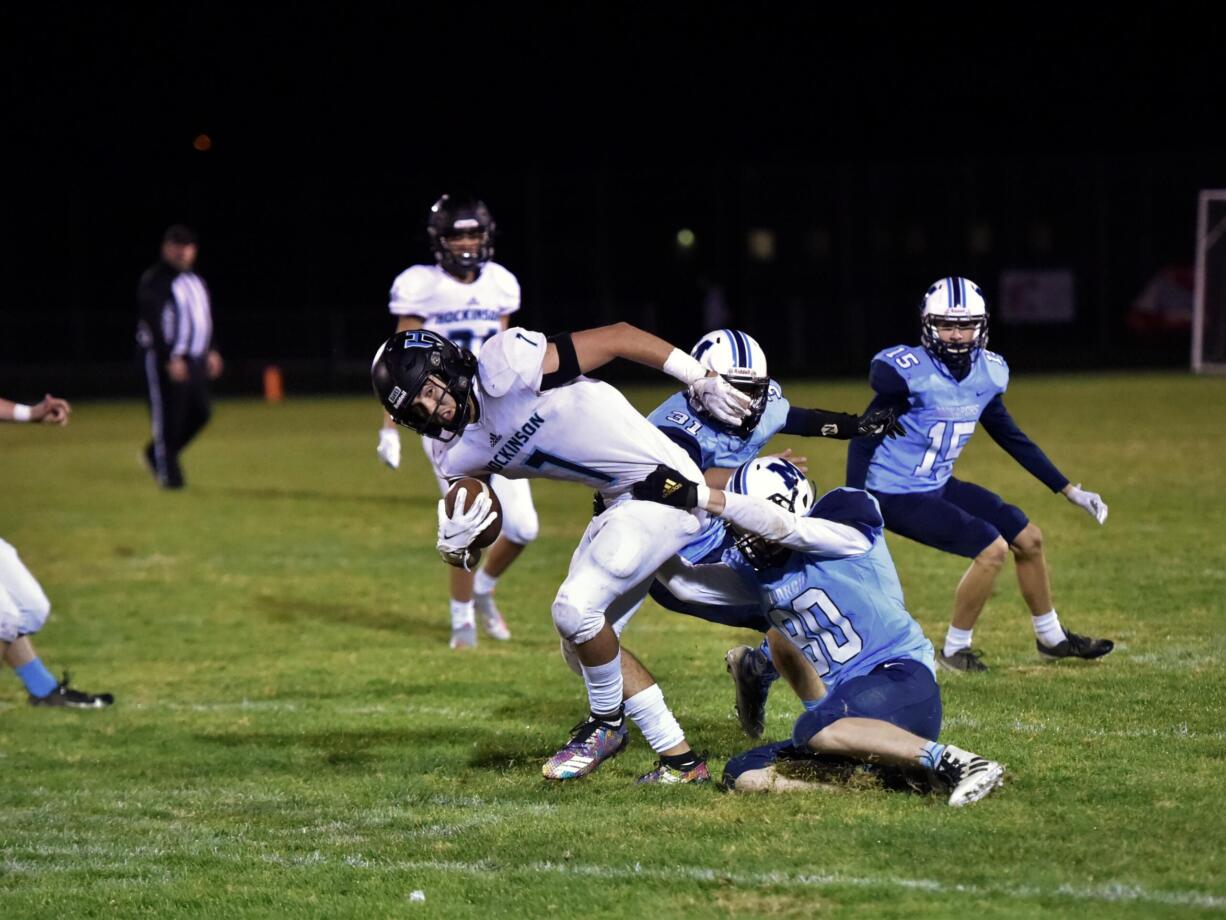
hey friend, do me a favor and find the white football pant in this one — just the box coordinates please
[0,538,51,643]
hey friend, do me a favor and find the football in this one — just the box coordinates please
[444,477,502,548]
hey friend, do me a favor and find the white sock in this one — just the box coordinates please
[450,598,475,630]
[580,653,623,720]
[624,684,685,753]
[944,625,974,658]
[473,569,499,596]
[1032,610,1066,648]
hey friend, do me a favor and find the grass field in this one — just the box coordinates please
[2,372,1225,918]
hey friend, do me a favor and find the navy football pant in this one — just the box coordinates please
[871,477,1029,558]
[723,658,941,783]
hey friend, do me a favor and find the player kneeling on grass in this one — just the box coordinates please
[1,394,113,709]
[372,322,755,784]
[632,457,1005,806]
[644,328,903,739]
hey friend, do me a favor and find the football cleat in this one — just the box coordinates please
[1037,629,1114,661]
[636,756,712,785]
[541,717,629,780]
[474,592,511,641]
[29,673,114,710]
[937,647,989,673]
[449,622,478,650]
[931,744,1005,806]
[725,645,774,737]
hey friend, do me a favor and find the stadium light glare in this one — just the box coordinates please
[193,134,212,152]
[676,228,696,249]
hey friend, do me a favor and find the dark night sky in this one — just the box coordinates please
[4,6,1224,385]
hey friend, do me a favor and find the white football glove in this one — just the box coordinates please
[689,374,753,427]
[377,428,401,470]
[1064,483,1108,525]
[436,488,500,569]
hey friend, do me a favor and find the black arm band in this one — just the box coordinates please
[542,333,581,390]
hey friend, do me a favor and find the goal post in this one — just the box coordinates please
[1191,189,1226,373]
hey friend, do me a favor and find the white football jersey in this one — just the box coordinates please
[388,262,520,356]
[429,328,703,497]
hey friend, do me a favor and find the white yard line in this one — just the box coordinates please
[5,848,1222,909]
[386,859,1226,910]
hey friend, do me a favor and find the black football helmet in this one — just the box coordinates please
[371,329,478,439]
[427,194,495,278]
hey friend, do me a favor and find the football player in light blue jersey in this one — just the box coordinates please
[632,457,1005,806]
[644,329,903,735]
[847,277,1113,672]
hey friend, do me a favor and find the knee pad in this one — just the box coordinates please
[0,593,48,643]
[551,595,605,646]
[558,638,583,677]
[0,606,20,644]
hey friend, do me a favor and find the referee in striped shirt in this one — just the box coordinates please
[136,225,224,489]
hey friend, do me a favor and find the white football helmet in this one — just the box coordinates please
[726,455,815,569]
[919,276,989,370]
[689,329,769,436]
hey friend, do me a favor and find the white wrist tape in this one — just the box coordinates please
[12,404,31,422]
[695,482,712,510]
[662,348,707,387]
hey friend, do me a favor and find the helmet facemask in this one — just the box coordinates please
[427,195,495,279]
[730,525,792,571]
[920,316,989,373]
[722,370,768,438]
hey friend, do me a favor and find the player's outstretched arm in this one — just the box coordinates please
[782,406,905,440]
[541,322,752,425]
[0,394,71,425]
[631,465,870,556]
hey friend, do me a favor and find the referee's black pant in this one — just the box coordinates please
[141,351,212,489]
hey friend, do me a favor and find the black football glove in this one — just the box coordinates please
[631,464,700,510]
[856,407,905,439]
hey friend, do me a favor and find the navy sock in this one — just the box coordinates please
[16,658,58,698]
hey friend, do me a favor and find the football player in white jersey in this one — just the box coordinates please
[2,393,113,708]
[376,194,539,650]
[372,322,753,783]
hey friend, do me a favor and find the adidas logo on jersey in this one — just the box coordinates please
[489,432,502,447]
[662,479,682,498]
[467,297,480,306]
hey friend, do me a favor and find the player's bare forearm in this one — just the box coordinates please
[0,394,71,424]
[547,322,674,375]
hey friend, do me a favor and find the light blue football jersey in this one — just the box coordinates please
[865,346,1009,494]
[725,488,935,688]
[649,382,790,562]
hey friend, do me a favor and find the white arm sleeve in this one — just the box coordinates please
[717,492,871,557]
[655,556,759,606]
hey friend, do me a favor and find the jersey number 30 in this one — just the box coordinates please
[768,587,863,678]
